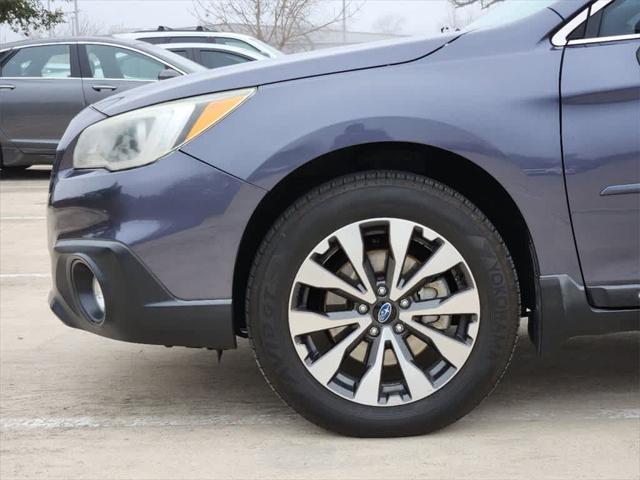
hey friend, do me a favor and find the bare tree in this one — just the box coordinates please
[193,0,362,50]
[448,0,503,9]
[441,3,480,32]
[57,15,106,35]
[29,14,109,38]
[372,14,405,35]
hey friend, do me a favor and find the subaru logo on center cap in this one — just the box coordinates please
[377,302,393,323]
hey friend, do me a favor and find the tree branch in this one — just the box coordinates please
[192,0,363,51]
[448,0,504,10]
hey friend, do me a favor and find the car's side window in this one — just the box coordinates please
[87,51,105,78]
[0,45,71,78]
[85,44,170,80]
[199,50,251,69]
[573,0,640,40]
[565,0,640,43]
[597,0,640,37]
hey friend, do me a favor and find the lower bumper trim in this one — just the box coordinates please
[49,239,236,349]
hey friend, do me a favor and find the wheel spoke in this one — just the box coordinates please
[388,219,415,301]
[402,318,473,369]
[295,258,374,303]
[388,333,436,399]
[399,289,480,318]
[308,324,367,385]
[353,333,387,405]
[334,224,377,304]
[467,318,479,341]
[289,310,365,337]
[391,242,464,301]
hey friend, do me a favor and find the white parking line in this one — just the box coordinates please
[0,273,51,278]
[2,409,637,431]
[598,408,640,419]
[0,414,299,431]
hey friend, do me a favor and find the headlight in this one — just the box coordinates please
[73,88,255,171]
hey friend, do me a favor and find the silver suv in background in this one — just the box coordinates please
[114,27,283,58]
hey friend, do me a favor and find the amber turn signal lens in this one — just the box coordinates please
[186,93,253,142]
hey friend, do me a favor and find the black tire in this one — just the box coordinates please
[247,171,520,437]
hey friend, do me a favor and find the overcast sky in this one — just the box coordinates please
[1,0,458,44]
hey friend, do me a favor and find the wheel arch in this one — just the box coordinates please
[232,142,539,339]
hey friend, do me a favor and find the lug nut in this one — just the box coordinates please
[369,326,380,337]
[393,323,405,334]
[376,285,388,297]
[357,304,369,315]
[399,298,411,309]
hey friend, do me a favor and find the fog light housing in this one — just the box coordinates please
[71,260,106,324]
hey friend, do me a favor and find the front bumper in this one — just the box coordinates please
[50,238,236,349]
[48,140,266,349]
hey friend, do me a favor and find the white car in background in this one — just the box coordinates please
[158,43,268,69]
[113,27,283,59]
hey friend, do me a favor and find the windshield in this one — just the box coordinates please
[466,0,558,30]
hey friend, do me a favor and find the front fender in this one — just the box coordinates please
[248,115,512,190]
[181,64,517,191]
[181,23,579,281]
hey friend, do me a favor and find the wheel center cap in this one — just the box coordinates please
[377,302,394,324]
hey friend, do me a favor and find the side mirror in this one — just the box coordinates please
[158,68,180,81]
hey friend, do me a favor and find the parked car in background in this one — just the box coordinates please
[0,37,204,171]
[114,27,283,58]
[159,43,267,69]
[48,0,639,437]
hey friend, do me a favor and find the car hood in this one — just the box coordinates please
[92,32,460,116]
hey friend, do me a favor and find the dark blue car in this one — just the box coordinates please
[47,0,640,437]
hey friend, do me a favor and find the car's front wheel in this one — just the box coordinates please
[247,171,520,437]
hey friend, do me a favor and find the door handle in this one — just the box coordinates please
[0,84,16,90]
[91,85,117,92]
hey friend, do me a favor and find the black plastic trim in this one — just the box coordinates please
[538,274,640,354]
[50,239,236,349]
[77,44,92,79]
[587,284,640,309]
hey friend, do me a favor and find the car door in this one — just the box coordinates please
[0,43,85,156]
[195,48,254,69]
[561,0,640,308]
[79,43,177,105]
